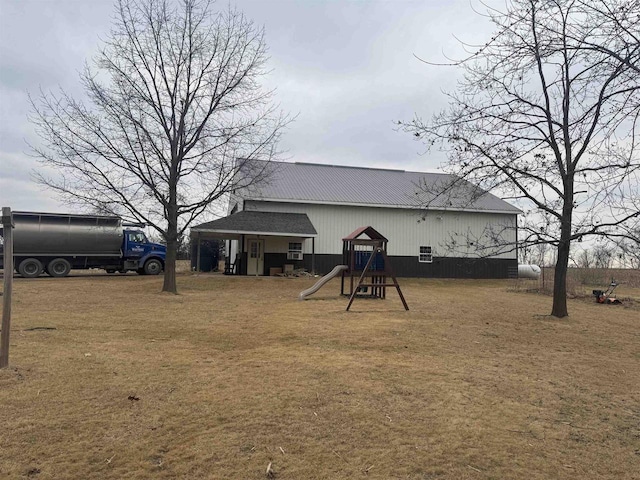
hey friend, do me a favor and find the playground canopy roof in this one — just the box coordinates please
[190,211,317,238]
[239,160,522,215]
[342,226,388,242]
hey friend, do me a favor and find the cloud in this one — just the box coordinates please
[0,0,497,212]
[0,175,63,212]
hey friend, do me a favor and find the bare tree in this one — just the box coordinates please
[29,0,289,293]
[592,243,615,269]
[574,248,594,269]
[615,235,640,268]
[518,240,534,265]
[534,241,549,268]
[402,0,640,317]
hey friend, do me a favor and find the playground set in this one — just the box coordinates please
[299,226,409,311]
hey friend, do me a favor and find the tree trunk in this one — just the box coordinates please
[162,206,179,294]
[163,235,178,294]
[163,148,180,294]
[551,237,570,317]
[551,188,574,317]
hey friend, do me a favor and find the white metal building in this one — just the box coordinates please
[191,161,521,278]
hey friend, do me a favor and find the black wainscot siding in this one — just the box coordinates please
[302,254,516,279]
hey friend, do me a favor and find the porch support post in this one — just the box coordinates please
[255,235,260,277]
[196,232,201,273]
[240,234,245,275]
[311,237,316,275]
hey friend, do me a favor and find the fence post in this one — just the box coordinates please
[1,207,14,368]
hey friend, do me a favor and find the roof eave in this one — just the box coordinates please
[191,227,317,238]
[245,197,522,215]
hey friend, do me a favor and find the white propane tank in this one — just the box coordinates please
[518,264,541,279]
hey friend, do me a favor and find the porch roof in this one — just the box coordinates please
[191,211,317,238]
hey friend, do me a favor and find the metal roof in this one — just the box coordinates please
[242,161,521,214]
[191,211,317,237]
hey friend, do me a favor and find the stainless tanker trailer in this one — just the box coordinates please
[0,211,166,278]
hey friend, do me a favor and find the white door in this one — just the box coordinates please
[247,239,264,276]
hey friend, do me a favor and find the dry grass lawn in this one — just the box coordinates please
[1,270,639,479]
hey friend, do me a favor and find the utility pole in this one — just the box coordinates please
[1,207,14,368]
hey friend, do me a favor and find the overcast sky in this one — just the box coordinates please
[0,0,495,215]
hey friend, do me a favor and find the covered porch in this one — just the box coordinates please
[190,211,318,276]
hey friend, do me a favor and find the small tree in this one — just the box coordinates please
[518,241,533,265]
[592,243,615,270]
[574,248,594,269]
[526,240,550,268]
[30,0,289,293]
[615,235,640,268]
[402,0,640,317]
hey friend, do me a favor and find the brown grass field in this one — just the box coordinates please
[0,267,639,479]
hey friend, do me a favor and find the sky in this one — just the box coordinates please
[0,0,496,215]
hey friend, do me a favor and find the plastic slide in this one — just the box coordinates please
[298,265,348,300]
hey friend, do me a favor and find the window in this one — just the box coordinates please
[250,241,259,258]
[419,245,432,263]
[128,232,147,244]
[288,242,303,260]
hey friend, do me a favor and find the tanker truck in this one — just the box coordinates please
[0,211,166,278]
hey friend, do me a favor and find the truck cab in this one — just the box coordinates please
[122,229,167,275]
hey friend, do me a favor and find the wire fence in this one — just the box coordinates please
[512,266,640,298]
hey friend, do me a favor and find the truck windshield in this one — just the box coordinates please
[128,232,147,243]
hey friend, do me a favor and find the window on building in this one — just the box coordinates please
[288,242,303,260]
[419,245,433,263]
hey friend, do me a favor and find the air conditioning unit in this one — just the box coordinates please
[288,252,303,261]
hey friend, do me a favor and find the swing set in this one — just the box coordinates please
[340,227,409,311]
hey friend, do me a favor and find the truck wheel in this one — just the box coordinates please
[106,269,116,274]
[144,259,163,275]
[47,258,72,277]
[18,258,43,278]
